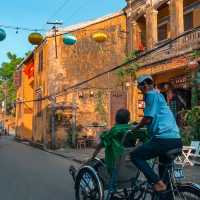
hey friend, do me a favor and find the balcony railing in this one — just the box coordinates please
[137,27,200,66]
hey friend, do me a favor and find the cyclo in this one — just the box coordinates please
[69,129,200,200]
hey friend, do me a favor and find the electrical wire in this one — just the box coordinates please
[0,24,47,32]
[46,0,71,22]
[64,0,92,24]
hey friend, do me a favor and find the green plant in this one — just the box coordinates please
[116,50,140,86]
[191,67,200,107]
[95,91,107,123]
[184,106,200,141]
[191,50,200,59]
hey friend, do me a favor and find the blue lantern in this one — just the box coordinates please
[63,34,77,45]
[0,28,6,41]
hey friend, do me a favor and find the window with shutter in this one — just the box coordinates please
[38,50,43,72]
[158,23,168,41]
[184,12,193,31]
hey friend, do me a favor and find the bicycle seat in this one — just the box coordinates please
[165,148,182,160]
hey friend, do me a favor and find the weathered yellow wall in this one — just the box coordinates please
[32,42,49,144]
[33,13,127,147]
[15,64,33,140]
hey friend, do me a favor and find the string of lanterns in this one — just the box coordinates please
[0,24,108,46]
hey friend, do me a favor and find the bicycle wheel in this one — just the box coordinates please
[174,183,200,199]
[135,184,200,200]
[75,167,104,200]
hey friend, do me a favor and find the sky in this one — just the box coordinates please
[0,0,126,64]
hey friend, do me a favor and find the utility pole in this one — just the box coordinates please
[2,81,7,135]
[71,92,77,147]
[46,21,63,59]
[49,96,57,149]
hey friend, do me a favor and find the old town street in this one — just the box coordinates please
[0,136,77,200]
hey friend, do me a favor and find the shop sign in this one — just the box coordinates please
[170,75,187,89]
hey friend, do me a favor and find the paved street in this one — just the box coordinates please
[0,136,77,200]
[0,136,199,200]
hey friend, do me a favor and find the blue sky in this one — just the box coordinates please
[0,0,126,64]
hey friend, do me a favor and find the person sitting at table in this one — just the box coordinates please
[90,108,147,172]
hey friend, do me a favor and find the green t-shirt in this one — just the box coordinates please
[100,124,148,172]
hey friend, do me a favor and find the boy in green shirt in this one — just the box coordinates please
[91,108,147,172]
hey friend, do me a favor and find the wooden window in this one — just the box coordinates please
[35,88,42,117]
[158,23,168,41]
[184,12,193,31]
[38,50,43,72]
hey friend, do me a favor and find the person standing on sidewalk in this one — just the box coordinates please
[130,75,182,193]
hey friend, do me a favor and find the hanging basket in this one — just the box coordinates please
[28,32,43,45]
[92,32,107,43]
[0,28,6,41]
[63,34,77,45]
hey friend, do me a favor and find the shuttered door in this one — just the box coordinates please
[110,91,127,126]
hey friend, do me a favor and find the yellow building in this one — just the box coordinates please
[16,12,128,148]
[16,0,200,148]
[15,53,34,141]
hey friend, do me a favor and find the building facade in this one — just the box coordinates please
[15,54,34,140]
[16,0,200,148]
[124,0,200,121]
[16,12,128,148]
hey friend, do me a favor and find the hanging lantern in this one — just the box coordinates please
[63,33,77,45]
[188,60,199,70]
[92,32,107,43]
[28,32,43,45]
[0,28,6,41]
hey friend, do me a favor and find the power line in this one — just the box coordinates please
[46,0,71,22]
[0,24,47,32]
[16,25,200,104]
[65,0,92,24]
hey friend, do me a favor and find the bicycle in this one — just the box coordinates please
[70,131,200,200]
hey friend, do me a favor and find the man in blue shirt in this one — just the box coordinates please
[131,75,182,193]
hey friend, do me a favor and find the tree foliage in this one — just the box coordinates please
[0,52,23,113]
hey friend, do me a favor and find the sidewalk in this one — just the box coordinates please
[48,147,104,164]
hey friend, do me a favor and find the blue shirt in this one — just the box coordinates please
[144,90,180,139]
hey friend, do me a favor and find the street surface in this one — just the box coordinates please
[0,136,199,200]
[0,136,76,200]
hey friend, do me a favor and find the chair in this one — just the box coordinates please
[190,141,200,165]
[176,141,200,166]
[76,138,86,150]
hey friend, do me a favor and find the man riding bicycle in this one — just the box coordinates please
[131,75,182,193]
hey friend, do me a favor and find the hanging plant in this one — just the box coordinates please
[191,50,200,59]
[95,91,107,124]
[116,50,140,87]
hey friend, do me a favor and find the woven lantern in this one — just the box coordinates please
[63,33,77,45]
[92,32,107,43]
[28,32,43,45]
[0,28,6,41]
